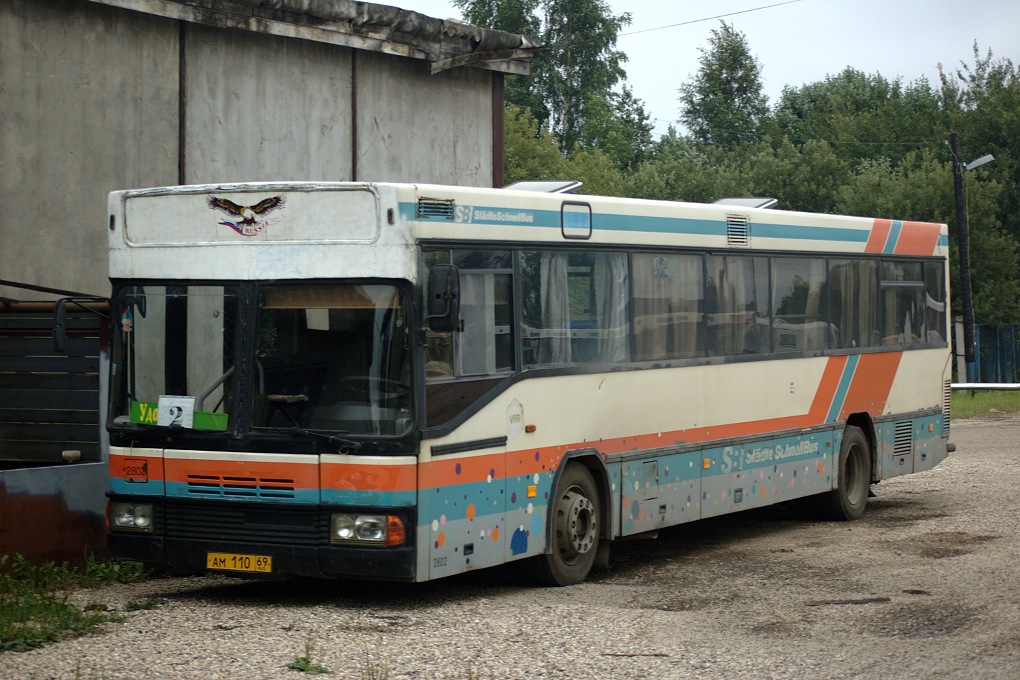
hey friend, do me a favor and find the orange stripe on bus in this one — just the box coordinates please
[321,461,417,493]
[838,352,902,419]
[865,219,892,253]
[420,451,507,488]
[893,221,941,256]
[807,354,849,421]
[109,451,164,481]
[163,457,319,487]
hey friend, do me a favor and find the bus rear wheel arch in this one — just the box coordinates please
[821,424,872,521]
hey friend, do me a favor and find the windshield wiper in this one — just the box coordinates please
[114,423,192,438]
[290,428,363,450]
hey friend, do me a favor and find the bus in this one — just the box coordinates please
[104,181,953,586]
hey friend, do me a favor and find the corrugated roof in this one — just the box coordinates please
[88,0,541,74]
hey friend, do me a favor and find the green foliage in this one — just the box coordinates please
[124,597,161,611]
[678,22,769,148]
[453,0,544,117]
[622,130,744,202]
[542,0,631,152]
[952,389,1020,419]
[738,138,849,213]
[834,149,1020,325]
[564,148,624,197]
[0,555,131,652]
[940,44,1020,243]
[288,639,330,674]
[773,68,946,164]
[576,85,654,170]
[503,104,569,185]
[488,6,1020,325]
[456,0,644,159]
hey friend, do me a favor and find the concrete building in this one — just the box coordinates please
[0,0,537,563]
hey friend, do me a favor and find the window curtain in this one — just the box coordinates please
[539,252,571,364]
[594,253,630,363]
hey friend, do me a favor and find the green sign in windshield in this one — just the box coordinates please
[130,401,229,431]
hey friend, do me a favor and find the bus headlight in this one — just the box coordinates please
[110,502,154,533]
[330,513,405,547]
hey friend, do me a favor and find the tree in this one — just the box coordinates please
[773,68,946,165]
[940,44,1020,242]
[738,138,848,213]
[677,21,768,148]
[542,0,631,152]
[624,129,747,203]
[574,85,654,170]
[835,149,1020,326]
[455,0,633,154]
[502,104,569,185]
[452,0,545,117]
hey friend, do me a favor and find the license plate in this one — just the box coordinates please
[206,552,272,573]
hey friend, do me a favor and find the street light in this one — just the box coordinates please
[966,154,995,172]
[949,133,994,382]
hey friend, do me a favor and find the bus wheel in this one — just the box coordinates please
[822,425,872,521]
[531,463,600,586]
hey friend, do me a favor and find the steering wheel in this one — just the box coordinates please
[335,376,409,402]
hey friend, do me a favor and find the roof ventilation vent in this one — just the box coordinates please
[417,198,455,220]
[726,214,751,247]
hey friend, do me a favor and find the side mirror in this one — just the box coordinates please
[425,264,460,332]
[53,296,111,353]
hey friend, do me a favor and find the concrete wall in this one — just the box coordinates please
[356,50,493,185]
[0,0,180,299]
[183,23,355,183]
[0,0,498,302]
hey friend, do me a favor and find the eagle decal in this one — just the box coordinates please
[208,195,285,236]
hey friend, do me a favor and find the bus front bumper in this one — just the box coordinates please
[108,533,417,581]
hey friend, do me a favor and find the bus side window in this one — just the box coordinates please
[706,255,770,356]
[424,249,514,428]
[632,253,704,361]
[881,261,925,345]
[521,251,630,366]
[827,259,879,349]
[925,261,947,342]
[773,258,829,353]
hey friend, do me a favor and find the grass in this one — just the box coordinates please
[288,640,331,674]
[0,555,148,652]
[951,389,1020,420]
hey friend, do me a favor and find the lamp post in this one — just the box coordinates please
[950,132,994,382]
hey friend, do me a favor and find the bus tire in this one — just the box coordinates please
[821,425,872,521]
[530,463,601,586]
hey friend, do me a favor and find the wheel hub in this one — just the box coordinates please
[557,489,596,559]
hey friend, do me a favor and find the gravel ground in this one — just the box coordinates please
[6,414,1020,679]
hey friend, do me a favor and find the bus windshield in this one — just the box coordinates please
[252,284,412,436]
[111,285,239,432]
[109,283,412,437]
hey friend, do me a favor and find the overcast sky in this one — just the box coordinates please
[403,0,1020,137]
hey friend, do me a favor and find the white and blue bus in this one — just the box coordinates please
[105,181,953,585]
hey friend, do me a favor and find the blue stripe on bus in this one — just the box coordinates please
[884,220,903,254]
[165,482,319,504]
[595,214,724,236]
[403,202,877,246]
[110,479,164,496]
[322,488,417,507]
[749,222,870,243]
[827,354,860,423]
